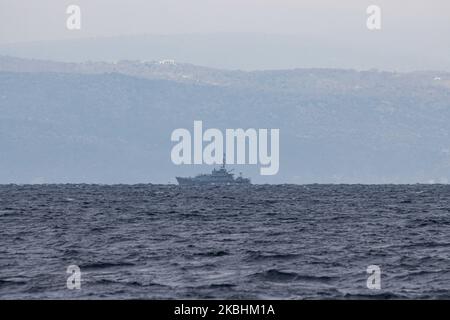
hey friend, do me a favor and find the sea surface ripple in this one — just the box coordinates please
[0,184,449,299]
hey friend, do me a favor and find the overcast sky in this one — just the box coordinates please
[1,0,449,43]
[0,0,449,70]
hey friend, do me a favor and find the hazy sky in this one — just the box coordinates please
[1,0,449,43]
[0,0,449,71]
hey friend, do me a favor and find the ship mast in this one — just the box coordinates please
[222,153,226,169]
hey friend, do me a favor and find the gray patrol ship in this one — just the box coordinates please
[176,155,251,185]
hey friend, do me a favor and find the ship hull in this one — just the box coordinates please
[176,177,251,186]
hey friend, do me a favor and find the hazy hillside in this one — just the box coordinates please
[1,57,450,184]
[1,33,450,72]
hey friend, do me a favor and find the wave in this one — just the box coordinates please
[0,279,28,288]
[195,250,230,257]
[80,262,135,270]
[244,250,300,262]
[249,269,335,283]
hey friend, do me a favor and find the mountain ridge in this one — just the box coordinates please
[1,56,450,184]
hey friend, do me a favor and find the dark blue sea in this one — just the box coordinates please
[0,184,449,299]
